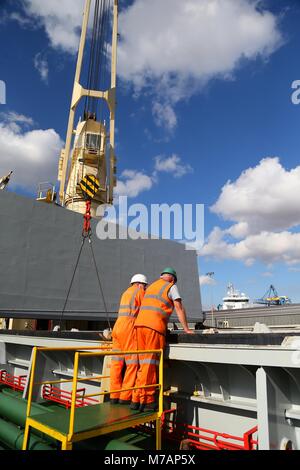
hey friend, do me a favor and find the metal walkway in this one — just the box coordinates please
[23,402,160,450]
[22,346,163,451]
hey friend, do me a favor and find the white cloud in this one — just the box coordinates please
[119,0,282,83]
[288,267,300,272]
[212,157,300,236]
[200,158,300,266]
[18,0,282,66]
[199,275,216,286]
[152,102,177,131]
[154,155,193,178]
[34,53,49,83]
[201,229,300,266]
[261,271,273,277]
[15,0,282,131]
[1,111,35,132]
[0,112,63,191]
[9,11,34,27]
[115,169,154,199]
[114,153,192,200]
[118,0,283,127]
[0,111,34,126]
[21,0,85,53]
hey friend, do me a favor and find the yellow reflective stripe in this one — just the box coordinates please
[139,306,169,318]
[144,294,173,310]
[118,287,140,317]
[130,287,140,311]
[139,359,160,365]
[158,282,169,297]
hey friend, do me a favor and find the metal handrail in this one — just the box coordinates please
[35,375,110,386]
[25,346,164,442]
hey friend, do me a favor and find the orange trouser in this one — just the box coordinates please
[110,318,138,401]
[132,327,165,405]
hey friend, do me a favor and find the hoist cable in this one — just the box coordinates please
[59,238,86,330]
[89,237,112,331]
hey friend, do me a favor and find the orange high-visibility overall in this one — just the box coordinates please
[132,279,174,405]
[110,285,145,401]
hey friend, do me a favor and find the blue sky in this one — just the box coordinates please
[1,0,300,309]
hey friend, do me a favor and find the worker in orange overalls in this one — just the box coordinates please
[110,274,148,405]
[131,268,194,411]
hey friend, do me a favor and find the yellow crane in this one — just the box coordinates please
[57,0,118,217]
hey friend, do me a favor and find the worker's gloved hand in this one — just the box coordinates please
[98,329,112,341]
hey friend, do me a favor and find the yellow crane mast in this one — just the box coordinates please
[57,0,118,217]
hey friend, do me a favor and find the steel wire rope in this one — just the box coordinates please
[92,0,107,116]
[91,0,103,115]
[58,233,112,331]
[88,235,112,331]
[82,0,100,183]
[84,0,100,115]
[95,0,111,178]
[57,1,113,332]
[59,237,86,330]
[98,0,111,124]
[82,0,111,179]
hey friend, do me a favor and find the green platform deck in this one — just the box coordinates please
[31,402,154,436]
[24,402,160,449]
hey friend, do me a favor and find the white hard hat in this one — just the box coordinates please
[131,274,148,285]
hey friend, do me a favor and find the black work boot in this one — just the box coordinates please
[143,402,158,412]
[130,402,140,411]
[110,398,119,405]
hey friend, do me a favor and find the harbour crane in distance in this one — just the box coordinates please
[255,284,292,306]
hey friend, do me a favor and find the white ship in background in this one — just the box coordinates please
[221,283,250,310]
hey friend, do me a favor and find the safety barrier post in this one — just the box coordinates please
[22,346,38,450]
[156,348,163,450]
[68,351,80,443]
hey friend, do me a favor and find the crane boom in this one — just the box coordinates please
[58,0,118,216]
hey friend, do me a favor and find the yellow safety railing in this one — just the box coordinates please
[23,345,164,450]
